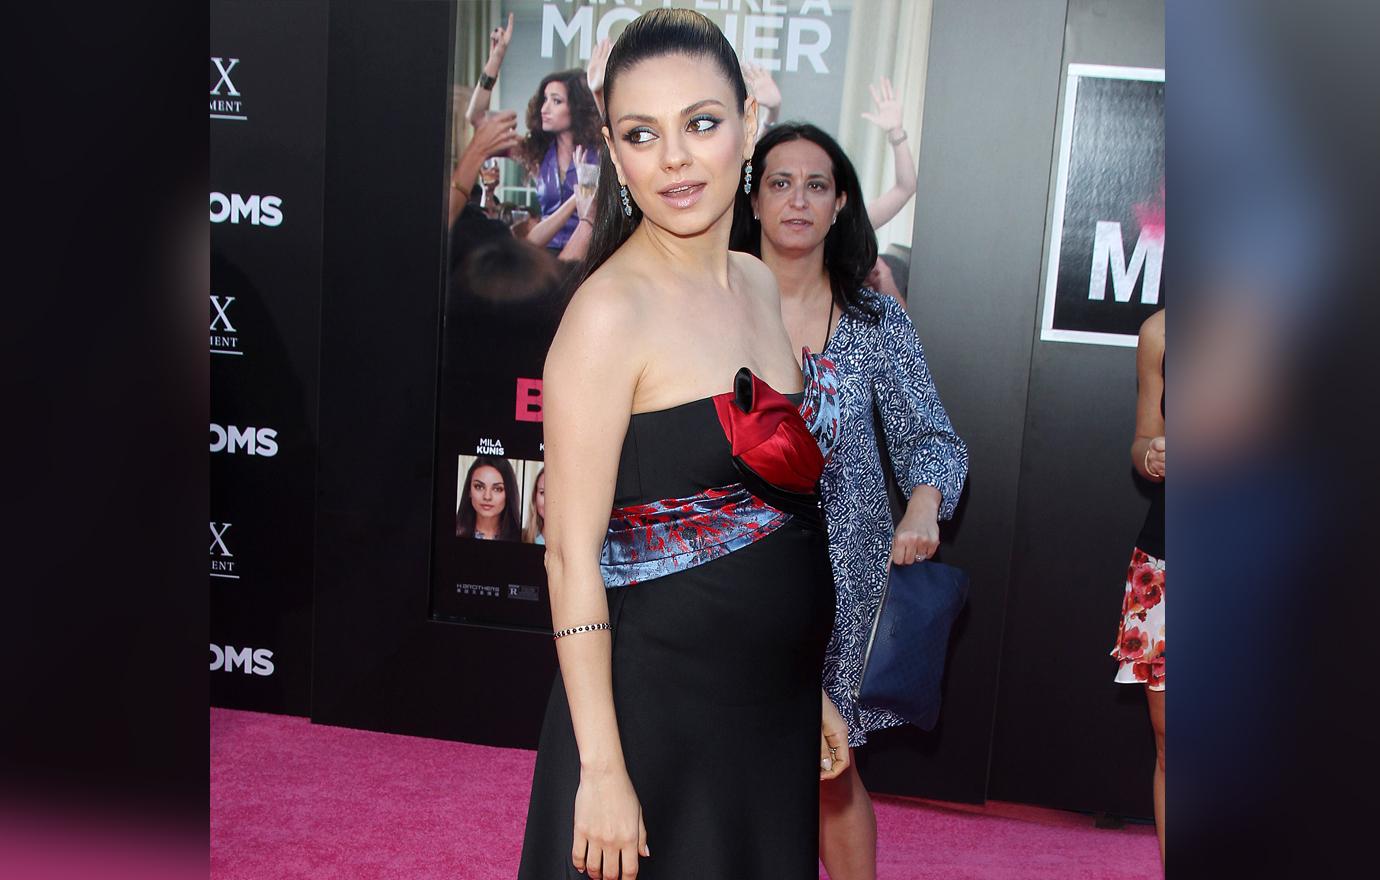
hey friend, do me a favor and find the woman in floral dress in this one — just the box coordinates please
[1112,307,1165,867]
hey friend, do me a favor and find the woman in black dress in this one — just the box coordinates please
[519,9,847,880]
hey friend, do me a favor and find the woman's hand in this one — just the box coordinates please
[574,146,597,222]
[860,76,904,139]
[742,61,782,113]
[485,12,514,75]
[891,487,940,565]
[820,690,851,780]
[587,38,613,118]
[587,38,613,96]
[469,110,520,159]
[572,769,648,879]
[451,111,519,226]
[1146,435,1166,479]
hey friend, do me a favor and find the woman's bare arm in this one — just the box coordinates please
[542,278,649,875]
[866,133,917,230]
[861,77,918,230]
[526,194,579,247]
[1131,310,1167,480]
[465,13,513,127]
[448,111,519,229]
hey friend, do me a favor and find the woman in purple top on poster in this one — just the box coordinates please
[466,14,602,255]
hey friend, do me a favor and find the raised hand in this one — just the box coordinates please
[485,12,514,74]
[742,61,782,111]
[470,110,520,159]
[574,145,598,221]
[587,38,613,95]
[860,75,904,137]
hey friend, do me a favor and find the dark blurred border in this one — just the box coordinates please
[1,1,208,875]
[1172,0,1380,876]
[9,0,1380,876]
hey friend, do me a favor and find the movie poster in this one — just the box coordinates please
[430,0,919,630]
[1040,64,1165,347]
[428,223,567,630]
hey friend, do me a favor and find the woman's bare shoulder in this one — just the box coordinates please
[1139,309,1165,343]
[728,250,780,303]
[565,261,647,325]
[1137,309,1165,359]
[550,260,653,368]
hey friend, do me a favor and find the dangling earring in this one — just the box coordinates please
[742,160,753,195]
[620,184,632,217]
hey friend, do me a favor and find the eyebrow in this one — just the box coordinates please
[616,99,727,125]
[766,170,833,180]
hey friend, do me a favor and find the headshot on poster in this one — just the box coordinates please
[455,454,524,542]
[520,462,546,546]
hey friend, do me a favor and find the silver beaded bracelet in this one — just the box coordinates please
[552,621,611,641]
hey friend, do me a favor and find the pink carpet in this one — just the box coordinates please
[211,708,1159,879]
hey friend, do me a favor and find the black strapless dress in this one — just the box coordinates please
[518,361,840,879]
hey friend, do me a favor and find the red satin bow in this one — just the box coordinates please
[712,370,825,494]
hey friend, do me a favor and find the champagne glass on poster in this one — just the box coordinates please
[574,145,599,203]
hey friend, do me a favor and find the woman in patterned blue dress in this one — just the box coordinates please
[732,123,969,880]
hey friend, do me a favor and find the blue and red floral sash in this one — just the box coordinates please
[600,351,839,587]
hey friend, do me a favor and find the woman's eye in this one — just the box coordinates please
[808,181,824,190]
[688,115,721,133]
[624,128,655,144]
[772,179,788,189]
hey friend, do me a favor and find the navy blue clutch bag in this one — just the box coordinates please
[855,558,969,731]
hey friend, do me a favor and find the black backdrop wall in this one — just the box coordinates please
[988,0,1166,818]
[859,0,1165,818]
[852,0,1073,807]
[212,0,1165,818]
[209,0,329,715]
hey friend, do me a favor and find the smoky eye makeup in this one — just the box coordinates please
[688,114,722,132]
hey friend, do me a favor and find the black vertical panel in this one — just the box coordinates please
[210,0,329,715]
[854,0,1072,804]
[987,0,1164,817]
[313,0,556,745]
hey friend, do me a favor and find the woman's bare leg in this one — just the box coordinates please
[1147,686,1165,869]
[819,755,877,880]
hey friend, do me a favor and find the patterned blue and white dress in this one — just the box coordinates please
[820,289,969,746]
